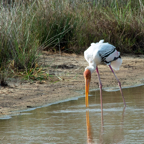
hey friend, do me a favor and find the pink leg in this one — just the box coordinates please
[96,67,103,117]
[109,65,126,107]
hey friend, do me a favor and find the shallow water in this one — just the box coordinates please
[0,86,144,144]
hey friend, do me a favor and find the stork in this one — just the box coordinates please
[83,40,126,110]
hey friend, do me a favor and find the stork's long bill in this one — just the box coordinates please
[85,77,90,107]
[84,69,91,107]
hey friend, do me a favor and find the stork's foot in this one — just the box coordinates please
[118,82,126,107]
[96,67,103,112]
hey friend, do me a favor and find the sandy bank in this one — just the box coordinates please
[0,53,144,118]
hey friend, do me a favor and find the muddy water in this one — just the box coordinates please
[0,86,144,144]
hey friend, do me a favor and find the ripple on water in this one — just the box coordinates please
[0,85,144,144]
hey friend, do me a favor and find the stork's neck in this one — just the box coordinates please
[85,63,96,74]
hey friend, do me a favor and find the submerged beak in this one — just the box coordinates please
[85,78,90,107]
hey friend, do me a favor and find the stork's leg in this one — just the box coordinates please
[109,65,126,107]
[96,67,103,116]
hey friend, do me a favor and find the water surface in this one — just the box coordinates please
[0,86,144,143]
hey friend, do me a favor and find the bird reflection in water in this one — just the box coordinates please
[86,110,93,144]
[86,107,125,144]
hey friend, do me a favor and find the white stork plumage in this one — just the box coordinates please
[83,40,126,109]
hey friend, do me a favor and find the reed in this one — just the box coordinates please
[0,0,144,80]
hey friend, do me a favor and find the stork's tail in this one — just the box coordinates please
[99,40,104,43]
[90,39,104,46]
[111,58,122,71]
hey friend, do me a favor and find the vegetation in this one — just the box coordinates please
[0,0,144,82]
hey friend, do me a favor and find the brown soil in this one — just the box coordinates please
[0,52,144,118]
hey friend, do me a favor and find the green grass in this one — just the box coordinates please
[0,0,144,81]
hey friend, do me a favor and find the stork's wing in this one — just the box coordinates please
[84,40,117,65]
[98,43,116,62]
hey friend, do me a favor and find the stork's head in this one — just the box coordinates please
[84,69,91,107]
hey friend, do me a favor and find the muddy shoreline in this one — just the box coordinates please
[0,53,144,118]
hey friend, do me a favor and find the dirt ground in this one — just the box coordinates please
[0,52,144,118]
